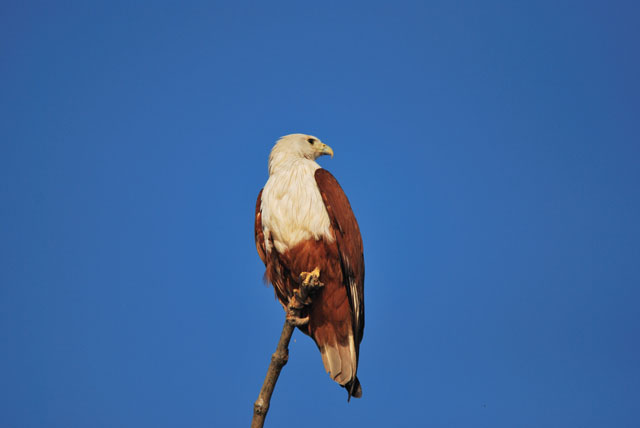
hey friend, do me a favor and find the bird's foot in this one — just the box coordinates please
[299,267,323,290]
[286,293,310,325]
[285,311,310,326]
[286,267,324,326]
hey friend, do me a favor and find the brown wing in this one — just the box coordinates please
[255,189,266,265]
[314,169,365,348]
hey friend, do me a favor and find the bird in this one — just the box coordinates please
[254,133,365,399]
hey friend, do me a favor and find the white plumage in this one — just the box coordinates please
[261,134,334,254]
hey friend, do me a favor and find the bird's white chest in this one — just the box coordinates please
[261,161,333,254]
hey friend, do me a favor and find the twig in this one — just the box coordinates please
[251,273,322,428]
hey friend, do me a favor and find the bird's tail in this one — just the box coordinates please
[319,332,362,400]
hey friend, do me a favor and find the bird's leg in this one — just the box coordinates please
[285,267,324,326]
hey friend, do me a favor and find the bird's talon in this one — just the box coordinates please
[287,300,304,310]
[299,267,324,289]
[286,315,309,326]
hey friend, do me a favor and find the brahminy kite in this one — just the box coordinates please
[254,134,365,399]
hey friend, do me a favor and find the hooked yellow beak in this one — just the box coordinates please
[320,143,334,158]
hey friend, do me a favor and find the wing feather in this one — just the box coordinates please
[314,169,365,350]
[255,189,266,265]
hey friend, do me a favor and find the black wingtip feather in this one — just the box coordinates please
[345,377,362,401]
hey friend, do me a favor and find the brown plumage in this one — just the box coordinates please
[255,134,364,399]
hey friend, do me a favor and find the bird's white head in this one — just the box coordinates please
[268,133,334,174]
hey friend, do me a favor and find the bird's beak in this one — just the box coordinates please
[320,143,334,158]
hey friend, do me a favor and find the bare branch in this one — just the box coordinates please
[250,319,294,428]
[251,271,323,428]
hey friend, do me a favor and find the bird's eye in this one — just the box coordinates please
[307,138,316,145]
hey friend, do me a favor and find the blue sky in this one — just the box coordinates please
[1,1,639,427]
